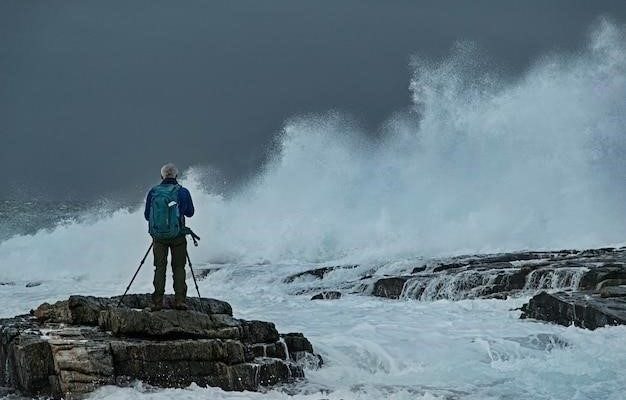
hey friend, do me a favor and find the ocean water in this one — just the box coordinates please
[0,200,89,242]
[3,259,626,400]
[2,20,626,399]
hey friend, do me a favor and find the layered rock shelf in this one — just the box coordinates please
[284,247,626,302]
[369,248,626,301]
[282,247,626,330]
[0,294,321,399]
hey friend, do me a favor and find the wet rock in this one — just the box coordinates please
[359,247,626,302]
[32,301,72,324]
[5,333,55,395]
[114,294,233,316]
[284,267,337,283]
[411,265,427,274]
[195,268,221,280]
[228,363,260,391]
[469,252,549,264]
[1,295,320,398]
[34,294,232,325]
[373,267,534,301]
[482,268,530,295]
[595,278,626,290]
[579,263,626,290]
[281,334,323,368]
[483,292,510,300]
[371,277,410,299]
[600,286,626,298]
[110,339,248,389]
[284,265,358,283]
[292,286,326,296]
[281,333,314,354]
[579,248,616,257]
[48,333,115,396]
[250,341,288,359]
[256,358,304,386]
[240,320,280,344]
[520,291,626,330]
[471,262,515,271]
[99,308,241,339]
[311,291,342,300]
[432,262,467,273]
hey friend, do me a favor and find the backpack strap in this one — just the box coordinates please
[173,184,183,224]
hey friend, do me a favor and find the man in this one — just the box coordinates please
[144,163,195,311]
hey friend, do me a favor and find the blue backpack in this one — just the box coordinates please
[148,184,182,240]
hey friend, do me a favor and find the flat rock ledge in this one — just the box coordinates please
[0,294,321,399]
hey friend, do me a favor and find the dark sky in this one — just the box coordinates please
[2,1,626,201]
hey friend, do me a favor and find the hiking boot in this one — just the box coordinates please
[174,300,188,311]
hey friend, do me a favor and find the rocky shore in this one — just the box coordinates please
[0,294,321,399]
[282,247,626,330]
[366,248,626,301]
[4,247,626,398]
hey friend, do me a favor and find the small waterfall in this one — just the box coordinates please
[396,265,588,302]
[401,270,501,301]
[278,338,291,361]
[524,267,587,292]
[253,363,260,387]
[3,357,9,386]
[3,353,15,387]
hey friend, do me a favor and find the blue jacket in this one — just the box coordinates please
[144,178,195,226]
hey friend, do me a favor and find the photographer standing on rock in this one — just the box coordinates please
[144,163,195,311]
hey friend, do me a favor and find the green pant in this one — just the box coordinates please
[152,236,188,303]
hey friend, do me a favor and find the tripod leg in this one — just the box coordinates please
[117,242,153,307]
[186,252,202,298]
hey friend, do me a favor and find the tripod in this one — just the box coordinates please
[117,229,203,307]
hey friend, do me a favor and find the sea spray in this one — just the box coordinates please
[1,21,625,280]
[182,19,626,265]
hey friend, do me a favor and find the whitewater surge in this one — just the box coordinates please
[188,18,626,265]
[1,20,626,400]
[2,21,626,277]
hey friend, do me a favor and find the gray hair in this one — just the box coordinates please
[160,163,179,179]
